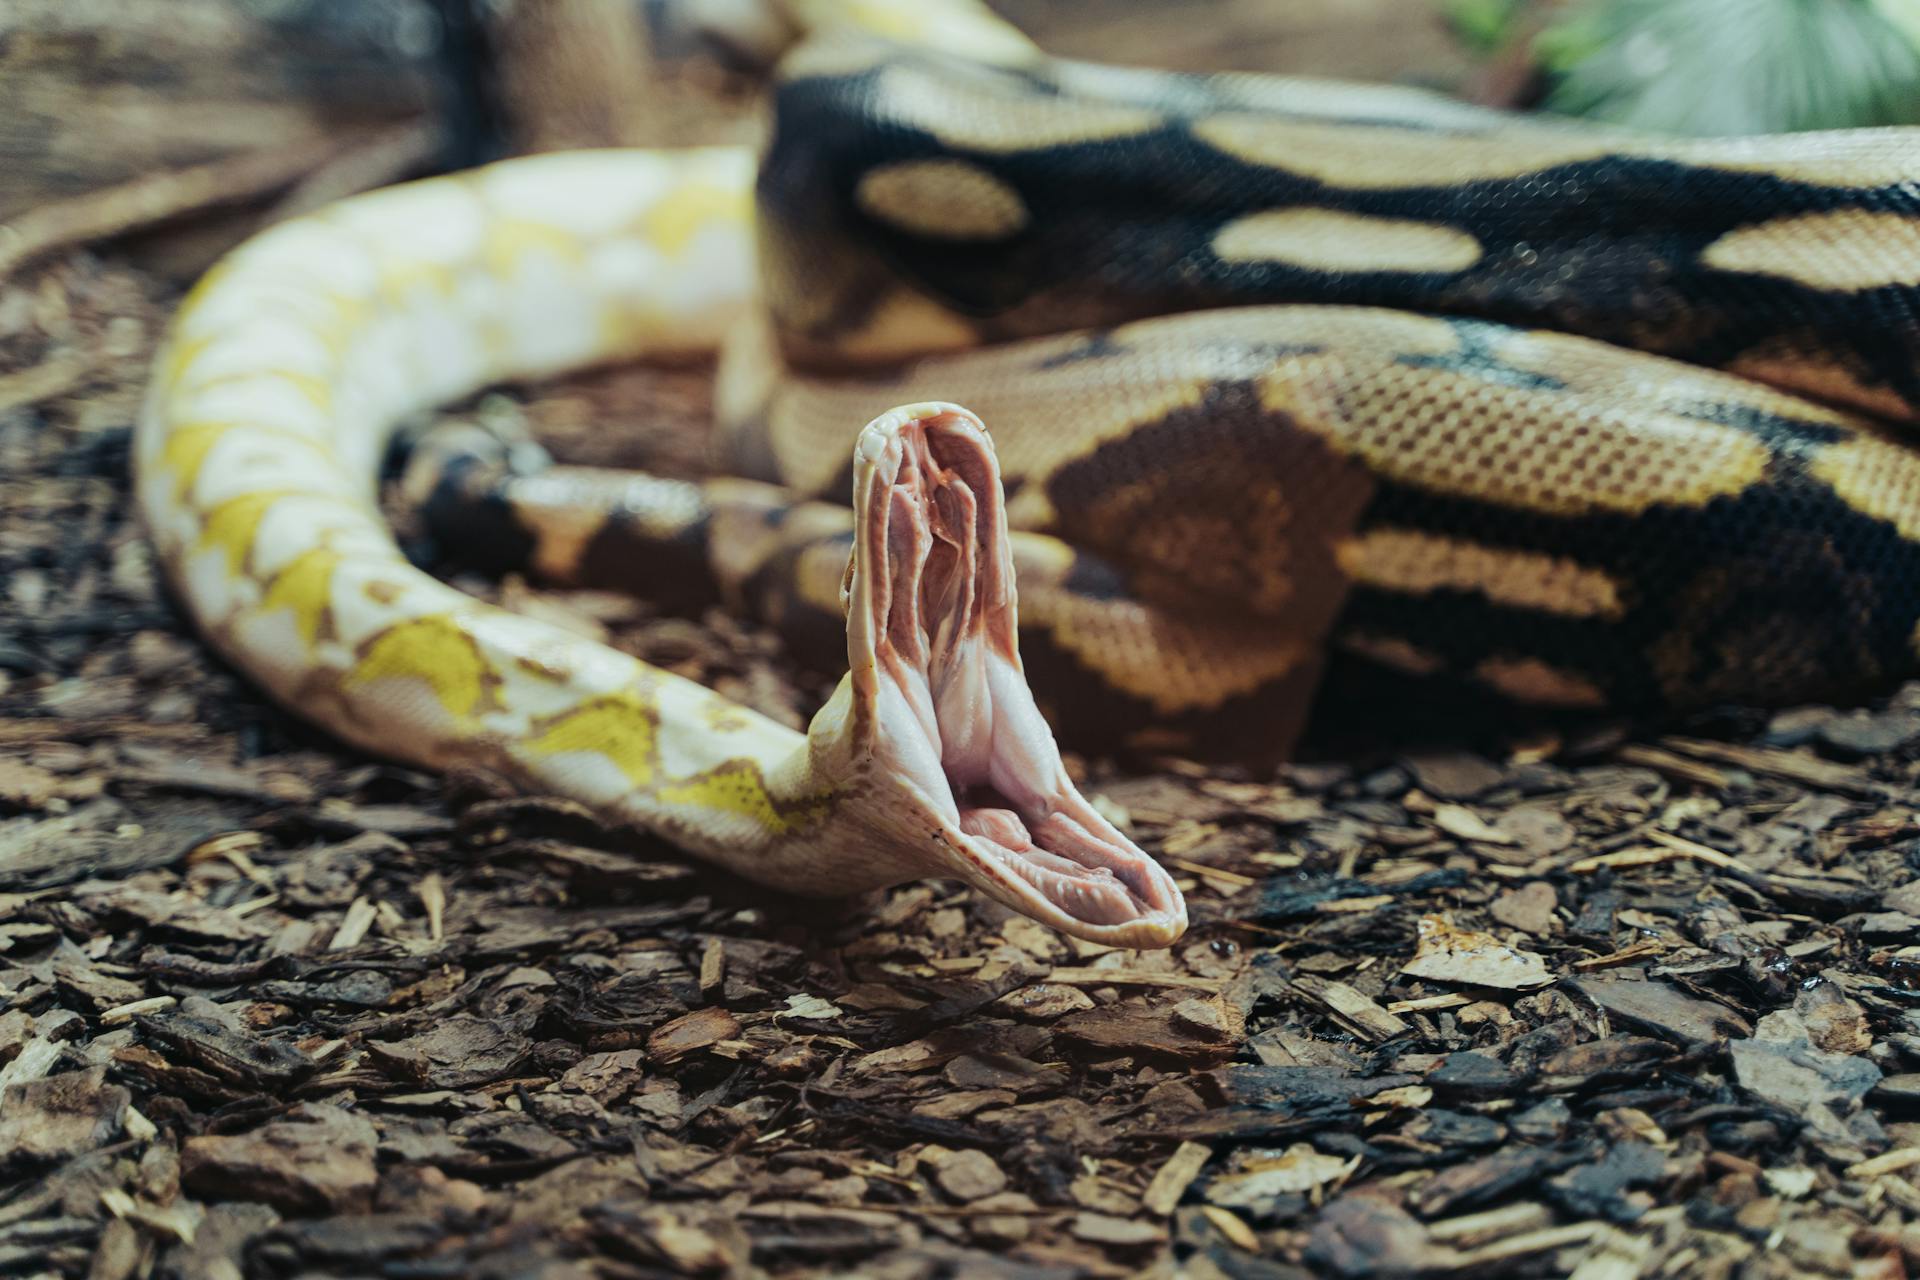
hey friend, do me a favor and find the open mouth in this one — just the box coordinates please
[848,404,1188,948]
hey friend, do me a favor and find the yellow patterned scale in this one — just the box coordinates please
[138,2,1189,948]
[143,0,1920,948]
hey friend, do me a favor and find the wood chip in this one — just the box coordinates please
[181,1103,376,1214]
[1207,1144,1355,1205]
[1659,736,1889,799]
[1612,744,1730,788]
[1142,1141,1211,1215]
[1433,804,1516,845]
[1401,915,1552,990]
[1386,993,1472,1014]
[1289,977,1410,1041]
[699,936,726,1000]
[1044,967,1222,991]
[417,873,447,943]
[646,1008,741,1063]
[1069,1212,1164,1247]
[932,1148,1007,1202]
[1199,1205,1260,1251]
[1450,1222,1603,1266]
[327,896,377,951]
[1848,1148,1920,1180]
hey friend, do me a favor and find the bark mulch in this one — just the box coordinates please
[6,245,1920,1280]
[9,3,1920,1273]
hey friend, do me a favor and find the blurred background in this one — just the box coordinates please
[6,0,1920,291]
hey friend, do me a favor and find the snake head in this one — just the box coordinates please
[826,402,1188,950]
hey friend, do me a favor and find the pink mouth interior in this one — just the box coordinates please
[861,415,1184,936]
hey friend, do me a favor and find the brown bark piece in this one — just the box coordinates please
[0,1067,129,1170]
[181,1104,377,1214]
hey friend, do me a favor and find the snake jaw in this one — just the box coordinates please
[841,403,1188,949]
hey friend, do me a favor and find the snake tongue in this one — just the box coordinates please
[847,404,1188,949]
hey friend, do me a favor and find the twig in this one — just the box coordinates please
[0,133,358,282]
[1658,735,1889,799]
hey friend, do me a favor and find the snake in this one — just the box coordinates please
[137,0,1920,952]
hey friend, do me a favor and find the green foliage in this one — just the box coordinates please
[1442,0,1529,53]
[1532,0,1920,134]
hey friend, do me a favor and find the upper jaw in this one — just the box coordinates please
[835,403,1189,949]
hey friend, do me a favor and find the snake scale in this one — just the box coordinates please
[138,0,1920,949]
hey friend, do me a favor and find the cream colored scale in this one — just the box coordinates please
[139,1,1190,949]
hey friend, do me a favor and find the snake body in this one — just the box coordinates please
[138,1,1920,948]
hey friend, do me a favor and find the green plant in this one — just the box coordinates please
[1442,0,1920,134]
[1535,0,1920,133]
